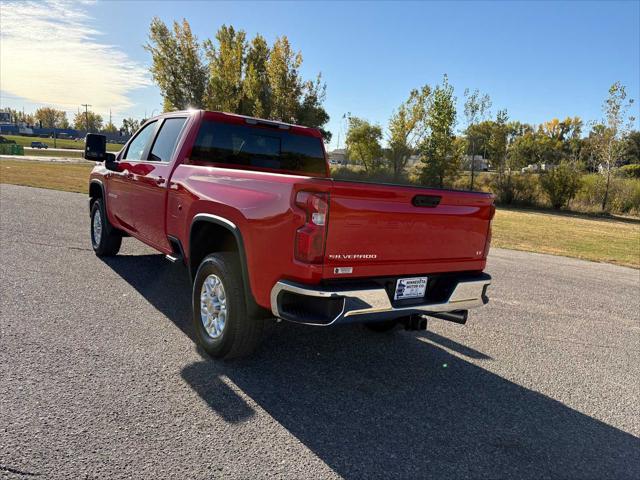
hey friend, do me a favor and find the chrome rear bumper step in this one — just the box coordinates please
[270,274,491,326]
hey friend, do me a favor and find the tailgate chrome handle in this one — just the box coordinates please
[412,195,441,208]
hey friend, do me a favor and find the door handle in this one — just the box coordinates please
[155,176,166,186]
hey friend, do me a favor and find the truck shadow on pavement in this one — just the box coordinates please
[103,254,640,479]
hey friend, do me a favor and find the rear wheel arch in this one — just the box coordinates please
[188,214,265,316]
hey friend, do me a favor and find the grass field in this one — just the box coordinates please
[0,159,92,193]
[492,209,639,268]
[1,134,121,152]
[2,159,639,268]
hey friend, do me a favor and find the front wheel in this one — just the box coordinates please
[90,199,121,256]
[192,253,263,359]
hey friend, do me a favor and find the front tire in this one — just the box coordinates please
[192,253,263,359]
[90,199,121,256]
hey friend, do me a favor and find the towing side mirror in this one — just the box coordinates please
[84,134,115,162]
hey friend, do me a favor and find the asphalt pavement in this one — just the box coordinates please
[1,184,639,479]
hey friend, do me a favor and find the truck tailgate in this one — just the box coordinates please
[323,181,494,278]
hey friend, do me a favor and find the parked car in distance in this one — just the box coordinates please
[30,141,48,149]
[85,110,494,359]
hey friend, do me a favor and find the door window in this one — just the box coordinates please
[149,117,187,162]
[123,121,157,161]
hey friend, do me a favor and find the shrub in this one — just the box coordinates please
[575,174,606,208]
[575,174,640,214]
[617,164,640,178]
[539,162,582,209]
[451,173,494,193]
[490,173,539,205]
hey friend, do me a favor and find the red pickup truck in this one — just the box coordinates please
[85,110,494,358]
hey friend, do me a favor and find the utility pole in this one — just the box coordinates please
[109,109,112,128]
[81,104,91,133]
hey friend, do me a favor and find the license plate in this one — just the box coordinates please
[394,277,428,300]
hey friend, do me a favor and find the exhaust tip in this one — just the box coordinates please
[425,310,468,325]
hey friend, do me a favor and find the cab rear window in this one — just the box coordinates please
[190,121,326,175]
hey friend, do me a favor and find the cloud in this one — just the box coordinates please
[0,0,150,114]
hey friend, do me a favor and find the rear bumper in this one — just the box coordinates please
[270,273,491,326]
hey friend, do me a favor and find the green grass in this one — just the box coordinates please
[1,134,121,152]
[2,159,638,268]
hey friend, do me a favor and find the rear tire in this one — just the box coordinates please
[192,253,263,359]
[364,319,398,333]
[90,199,121,256]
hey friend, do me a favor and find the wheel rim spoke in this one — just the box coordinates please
[199,274,228,339]
[92,211,102,245]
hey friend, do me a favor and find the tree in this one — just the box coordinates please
[145,18,208,111]
[120,118,140,136]
[297,74,332,142]
[34,107,68,129]
[536,117,583,164]
[386,85,431,180]
[463,88,491,189]
[508,130,537,169]
[145,20,331,139]
[419,75,461,187]
[622,131,640,164]
[267,35,303,123]
[73,111,103,132]
[205,25,246,112]
[345,117,383,173]
[103,122,118,134]
[487,109,509,171]
[592,82,636,211]
[241,34,271,118]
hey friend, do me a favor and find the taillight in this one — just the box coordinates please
[295,191,329,263]
[484,203,496,257]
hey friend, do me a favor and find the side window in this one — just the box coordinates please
[123,121,157,161]
[149,118,187,162]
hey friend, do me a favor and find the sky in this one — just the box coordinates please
[1,0,638,149]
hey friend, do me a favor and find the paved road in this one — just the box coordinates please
[1,184,639,479]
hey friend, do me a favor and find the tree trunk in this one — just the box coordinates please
[602,162,611,211]
[470,139,475,191]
